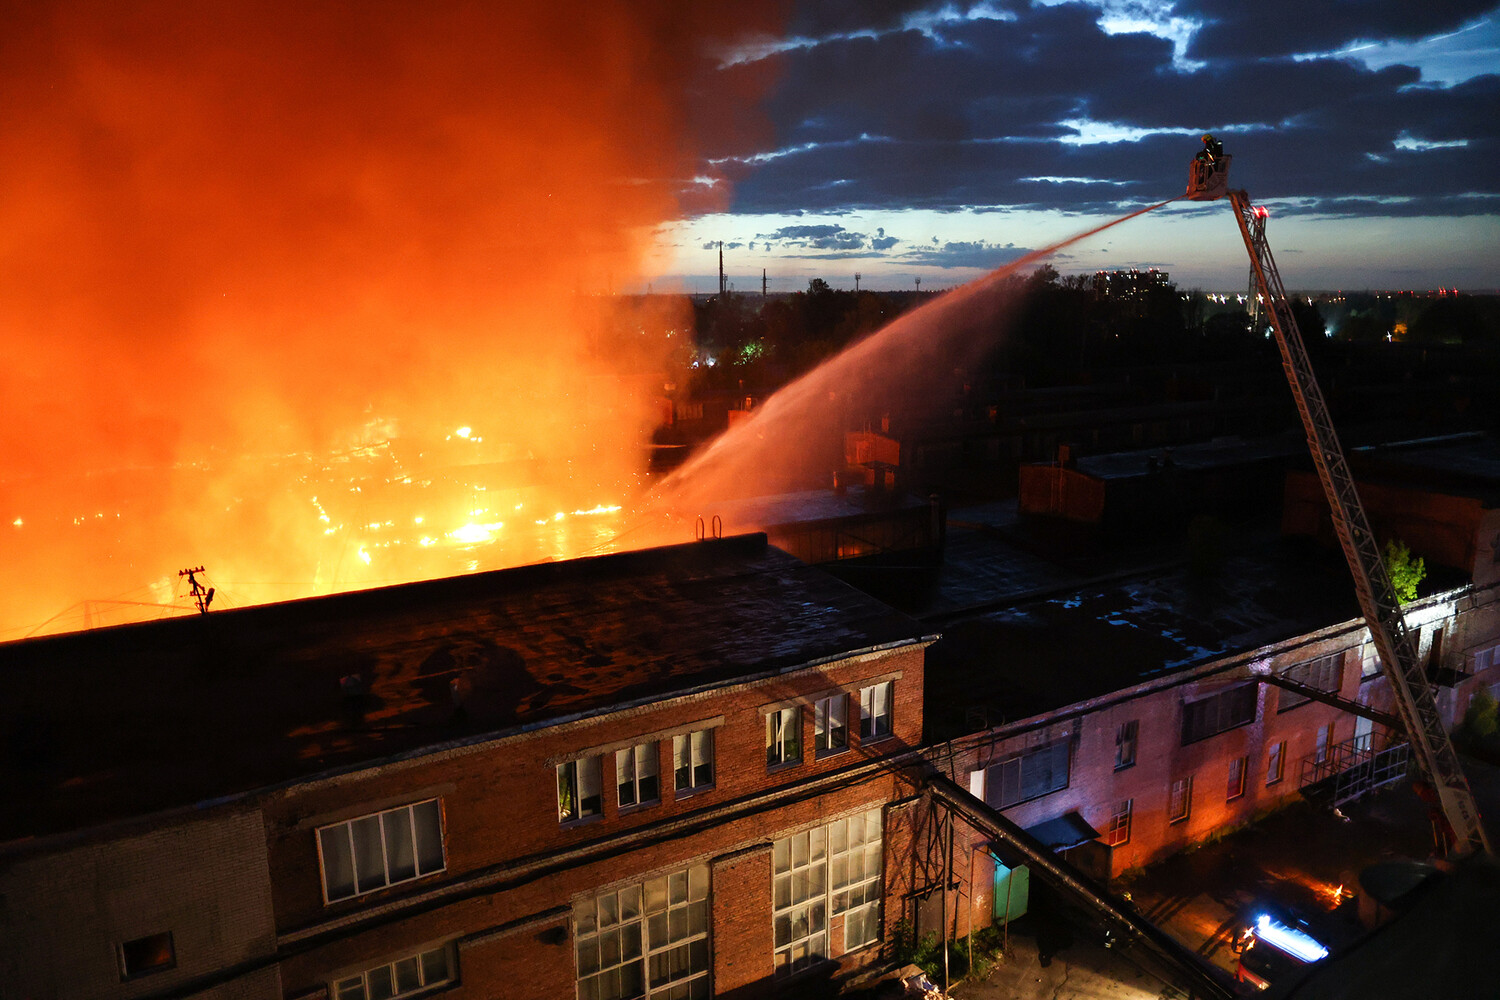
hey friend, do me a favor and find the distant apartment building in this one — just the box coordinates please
[0,535,933,1000]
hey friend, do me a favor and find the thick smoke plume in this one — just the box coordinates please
[0,2,781,636]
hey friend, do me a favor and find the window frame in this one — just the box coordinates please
[1227,755,1247,802]
[616,742,660,811]
[557,755,604,825]
[316,798,447,905]
[773,807,884,978]
[674,729,715,795]
[1277,653,1344,712]
[766,705,803,769]
[1114,719,1138,771]
[331,942,457,1000]
[859,682,893,743]
[1168,776,1193,824]
[1103,799,1132,847]
[814,693,849,757]
[118,931,176,981]
[984,738,1071,809]
[1267,741,1287,786]
[1180,684,1258,745]
[573,865,710,1000]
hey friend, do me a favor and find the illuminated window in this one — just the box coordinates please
[773,807,883,977]
[674,730,714,793]
[859,682,892,742]
[1104,800,1132,847]
[573,865,709,1000]
[1227,756,1247,801]
[558,756,603,824]
[1267,741,1287,785]
[119,932,175,980]
[317,799,445,904]
[617,743,660,809]
[333,944,455,1000]
[1168,776,1192,824]
[815,694,848,755]
[767,707,802,768]
[1114,720,1138,770]
[1315,725,1332,764]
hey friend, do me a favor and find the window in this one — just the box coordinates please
[1104,800,1132,847]
[1168,776,1193,824]
[1180,685,1257,745]
[318,799,445,904]
[1474,643,1500,673]
[674,730,714,793]
[333,944,455,1000]
[1114,720,1138,771]
[773,807,883,977]
[1227,756,1247,801]
[574,865,709,1000]
[1361,642,1382,679]
[984,738,1070,809]
[617,743,660,809]
[859,682,892,742]
[767,706,802,768]
[1315,724,1332,764]
[1278,653,1343,711]
[558,756,603,824]
[815,694,848,755]
[119,932,175,980]
[1267,741,1286,785]
[1353,714,1374,752]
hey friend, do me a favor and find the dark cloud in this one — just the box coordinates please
[711,3,1499,220]
[1181,0,1500,62]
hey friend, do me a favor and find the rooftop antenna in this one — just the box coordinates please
[178,566,215,615]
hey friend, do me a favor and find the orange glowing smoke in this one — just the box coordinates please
[0,2,783,637]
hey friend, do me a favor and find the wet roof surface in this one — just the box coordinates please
[918,502,1367,739]
[0,535,927,843]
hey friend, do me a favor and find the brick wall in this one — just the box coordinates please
[0,809,277,1000]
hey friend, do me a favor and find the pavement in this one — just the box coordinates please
[946,753,1500,998]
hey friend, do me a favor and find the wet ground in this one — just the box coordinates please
[946,753,1500,998]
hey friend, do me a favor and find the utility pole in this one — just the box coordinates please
[718,242,726,297]
[762,268,767,296]
[178,566,215,615]
[854,272,861,292]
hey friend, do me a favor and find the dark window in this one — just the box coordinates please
[985,739,1070,808]
[119,932,175,980]
[1181,685,1257,745]
[1114,720,1138,770]
[1278,653,1343,711]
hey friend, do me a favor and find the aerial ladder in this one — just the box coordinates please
[1185,143,1490,855]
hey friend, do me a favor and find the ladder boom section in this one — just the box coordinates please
[1226,190,1489,855]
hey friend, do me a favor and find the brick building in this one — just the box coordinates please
[0,535,934,1000]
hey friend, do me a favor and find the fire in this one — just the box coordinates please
[0,2,784,638]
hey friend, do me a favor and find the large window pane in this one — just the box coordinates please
[319,826,356,901]
[413,800,444,875]
[382,810,417,883]
[352,815,387,894]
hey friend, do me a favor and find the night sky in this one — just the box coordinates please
[651,0,1500,292]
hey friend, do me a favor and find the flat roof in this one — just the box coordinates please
[0,534,929,844]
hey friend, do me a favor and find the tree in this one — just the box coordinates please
[806,277,832,296]
[1384,539,1426,603]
